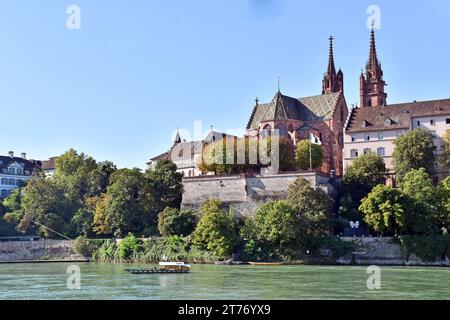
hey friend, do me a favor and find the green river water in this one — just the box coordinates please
[0,263,448,299]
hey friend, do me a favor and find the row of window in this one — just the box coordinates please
[0,178,24,186]
[417,118,450,126]
[1,168,26,175]
[350,147,385,158]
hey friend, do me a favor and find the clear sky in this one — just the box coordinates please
[1,0,449,169]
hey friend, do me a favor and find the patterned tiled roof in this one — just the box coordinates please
[346,98,450,132]
[246,91,341,129]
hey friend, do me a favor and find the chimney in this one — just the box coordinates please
[21,152,26,159]
[8,151,14,158]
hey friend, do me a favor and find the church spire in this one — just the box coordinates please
[322,36,343,94]
[360,27,387,107]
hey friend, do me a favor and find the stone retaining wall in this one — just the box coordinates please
[337,237,450,266]
[182,172,336,216]
[0,240,85,262]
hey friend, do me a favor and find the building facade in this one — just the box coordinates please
[344,29,450,182]
[0,152,42,199]
[246,36,348,176]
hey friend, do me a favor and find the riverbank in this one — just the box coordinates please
[1,236,449,266]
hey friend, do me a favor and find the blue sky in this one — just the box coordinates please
[1,0,449,169]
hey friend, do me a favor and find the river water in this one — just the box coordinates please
[0,262,448,299]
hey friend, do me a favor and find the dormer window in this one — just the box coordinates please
[384,118,393,126]
[8,168,14,174]
[361,120,369,128]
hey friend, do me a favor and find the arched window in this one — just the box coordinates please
[261,124,272,138]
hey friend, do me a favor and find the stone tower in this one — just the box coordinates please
[360,27,387,107]
[322,36,344,95]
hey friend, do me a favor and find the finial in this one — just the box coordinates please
[329,35,334,46]
[371,20,375,31]
[277,77,280,92]
[210,124,213,132]
[255,97,259,106]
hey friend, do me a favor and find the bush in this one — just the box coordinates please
[158,207,196,237]
[398,235,450,262]
[118,233,141,261]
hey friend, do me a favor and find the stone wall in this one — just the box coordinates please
[181,172,336,216]
[0,240,85,262]
[336,237,450,266]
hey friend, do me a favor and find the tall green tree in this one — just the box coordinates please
[98,168,156,238]
[294,140,323,170]
[359,185,412,235]
[158,207,196,237]
[146,160,183,211]
[393,128,436,182]
[339,152,386,221]
[192,199,239,257]
[286,177,332,236]
[440,129,450,169]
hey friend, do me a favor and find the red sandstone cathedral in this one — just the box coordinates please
[245,35,348,176]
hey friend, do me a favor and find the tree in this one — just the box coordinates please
[146,160,183,211]
[158,207,196,237]
[440,129,450,169]
[400,168,440,234]
[254,200,298,246]
[436,176,450,231]
[259,136,297,172]
[19,177,69,238]
[295,140,323,170]
[93,194,112,236]
[393,128,436,182]
[339,152,386,221]
[359,185,412,235]
[286,177,332,236]
[192,199,239,257]
[97,168,156,238]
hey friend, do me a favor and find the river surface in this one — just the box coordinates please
[0,262,449,299]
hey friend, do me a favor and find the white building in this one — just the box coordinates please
[0,152,42,198]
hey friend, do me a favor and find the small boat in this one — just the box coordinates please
[248,262,285,266]
[125,261,191,274]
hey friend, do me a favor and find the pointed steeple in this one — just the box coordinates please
[322,36,343,94]
[327,36,336,75]
[360,28,387,107]
[174,128,181,144]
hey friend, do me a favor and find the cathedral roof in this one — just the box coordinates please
[346,98,450,133]
[246,91,342,130]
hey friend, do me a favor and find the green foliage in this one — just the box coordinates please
[100,168,156,238]
[146,160,183,211]
[286,178,332,236]
[339,152,386,221]
[294,140,323,170]
[192,199,239,258]
[118,233,141,261]
[74,236,97,257]
[158,207,196,237]
[436,177,450,230]
[393,128,436,182]
[440,129,450,168]
[398,235,450,262]
[359,185,412,235]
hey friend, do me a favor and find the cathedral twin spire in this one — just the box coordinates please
[322,36,344,95]
[321,28,387,108]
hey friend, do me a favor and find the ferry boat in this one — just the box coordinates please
[125,262,191,274]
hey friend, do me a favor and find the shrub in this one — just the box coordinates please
[158,207,196,237]
[117,233,141,261]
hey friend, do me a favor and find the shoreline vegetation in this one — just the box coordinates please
[1,131,449,266]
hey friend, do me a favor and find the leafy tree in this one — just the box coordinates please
[436,176,450,231]
[146,160,183,211]
[393,128,436,182]
[295,140,323,170]
[158,207,196,237]
[2,189,25,225]
[93,194,112,236]
[254,200,298,246]
[440,129,450,169]
[400,168,440,234]
[359,185,412,235]
[19,177,69,238]
[104,168,156,237]
[286,177,332,236]
[339,152,386,221]
[192,199,239,257]
[259,136,297,172]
